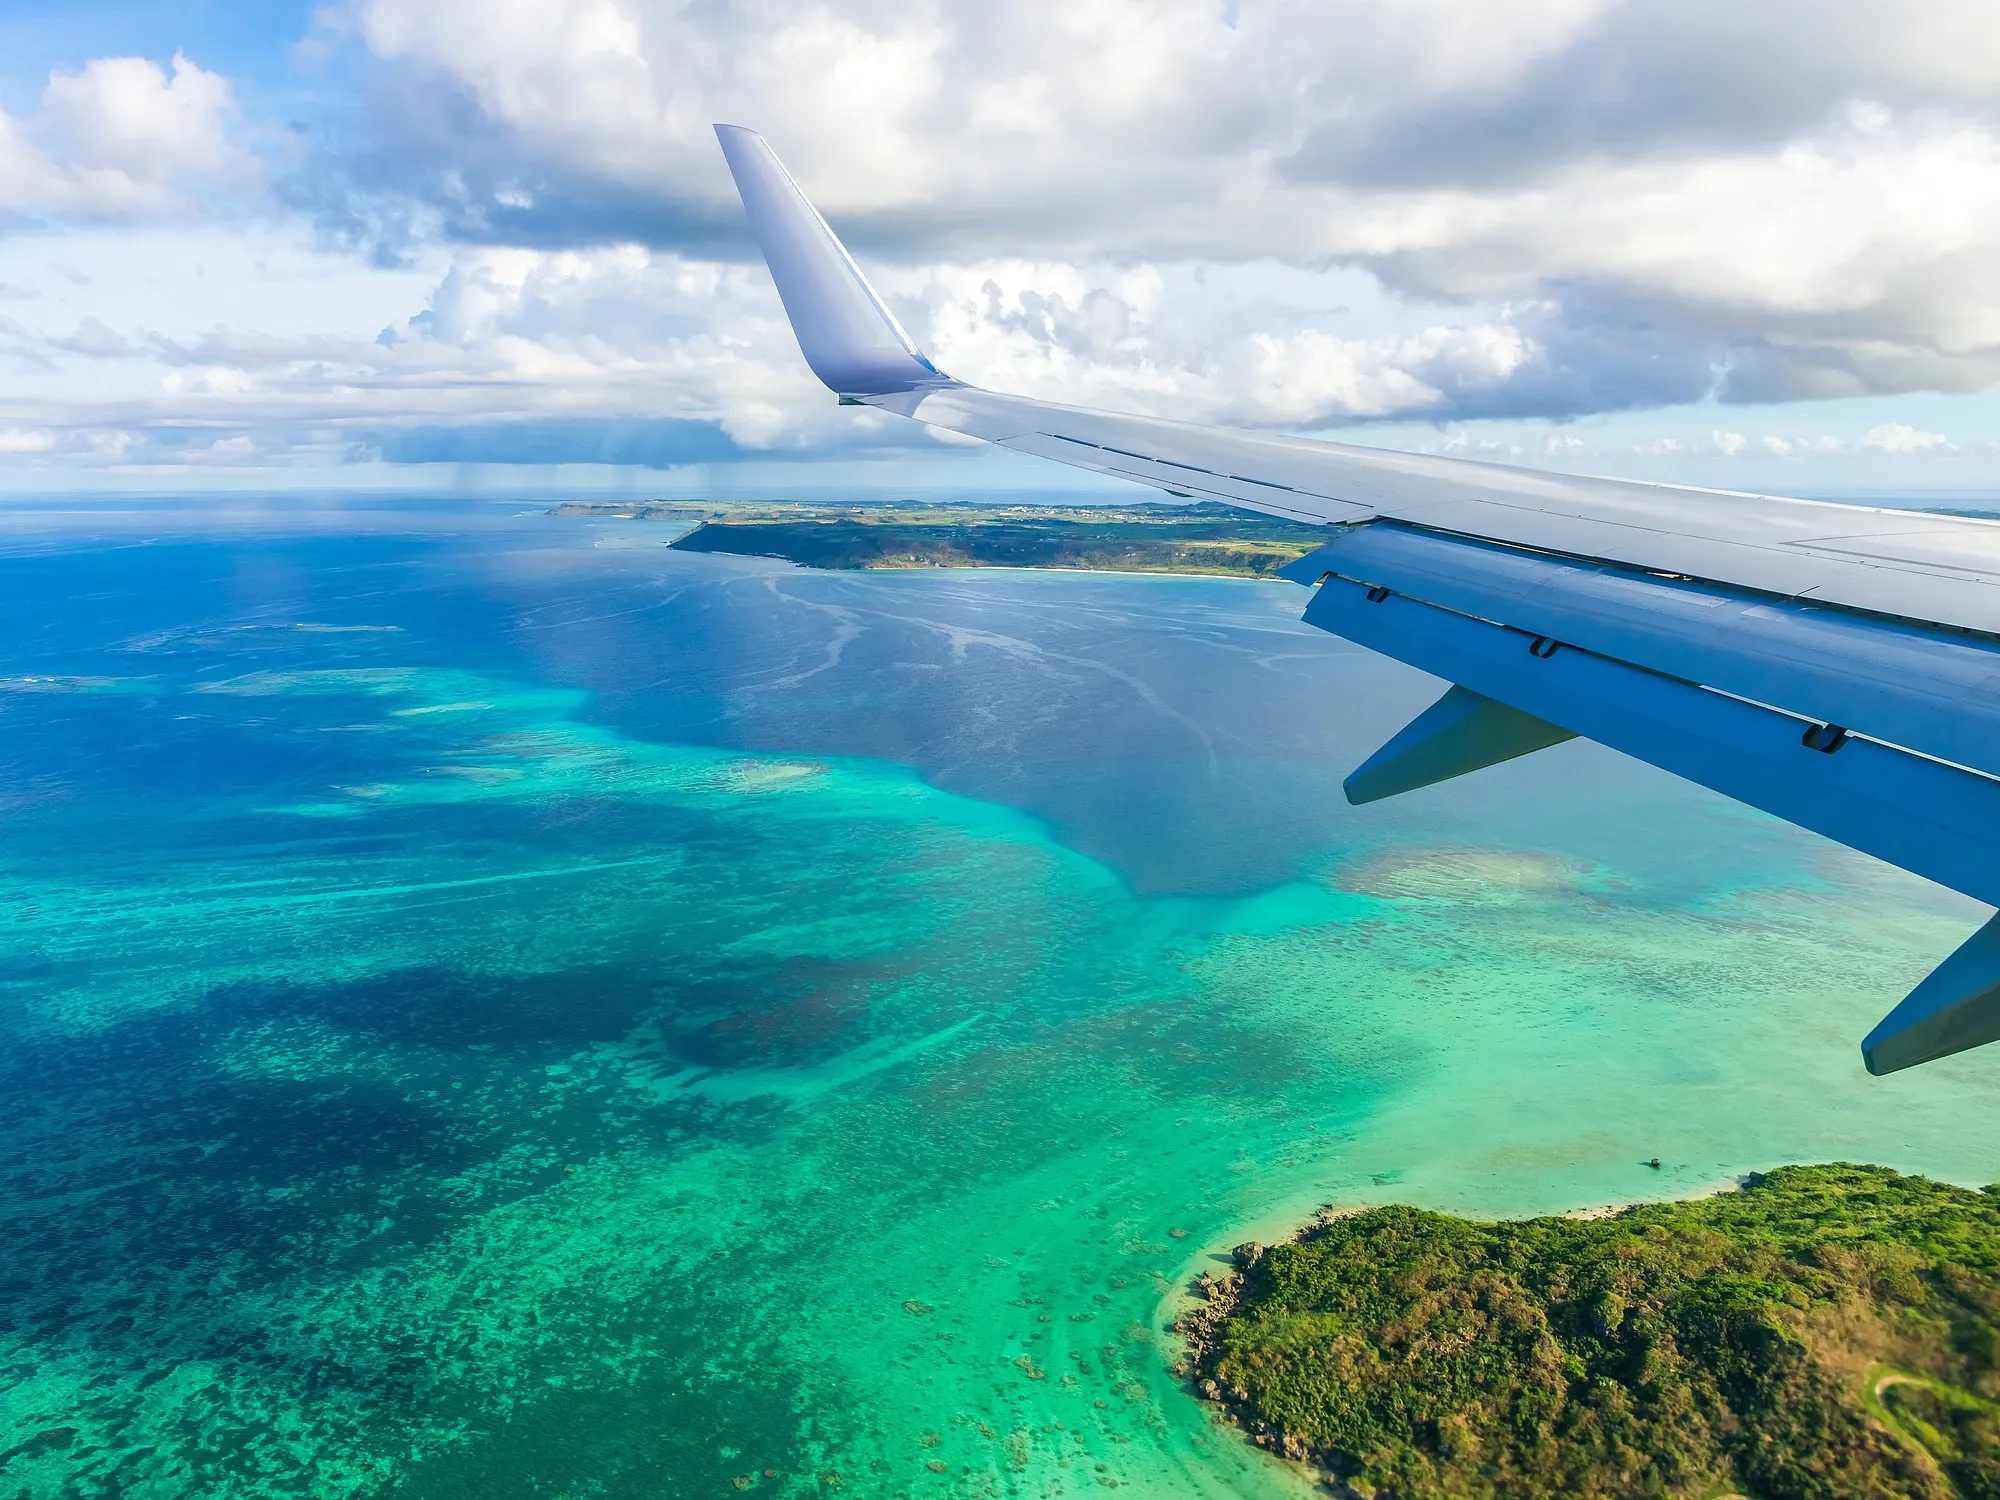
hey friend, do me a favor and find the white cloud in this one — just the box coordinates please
[0,53,242,218]
[1762,434,1847,457]
[1435,429,1521,456]
[0,239,854,461]
[43,54,234,184]
[314,0,2000,414]
[0,244,1552,458]
[0,428,55,453]
[1241,323,1535,424]
[886,257,1543,426]
[16,226,1998,481]
[1859,421,1952,452]
[13,4,2000,479]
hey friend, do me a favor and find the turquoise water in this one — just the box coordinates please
[0,498,1995,1499]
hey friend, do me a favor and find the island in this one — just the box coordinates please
[550,499,1328,577]
[1177,1164,2000,1498]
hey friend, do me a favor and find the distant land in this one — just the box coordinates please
[550,499,1327,577]
[1178,1163,2000,1499]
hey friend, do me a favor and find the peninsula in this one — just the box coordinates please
[551,499,1327,577]
[1179,1163,2000,1498]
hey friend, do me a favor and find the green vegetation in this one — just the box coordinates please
[551,499,1327,577]
[1180,1165,2000,1498]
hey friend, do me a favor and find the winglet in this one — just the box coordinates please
[713,125,949,397]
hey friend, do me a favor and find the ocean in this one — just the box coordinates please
[0,495,1994,1499]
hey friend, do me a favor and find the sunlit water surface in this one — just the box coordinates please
[0,496,1994,1499]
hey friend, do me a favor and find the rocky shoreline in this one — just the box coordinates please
[1167,1166,2000,1499]
[1170,1225,1348,1483]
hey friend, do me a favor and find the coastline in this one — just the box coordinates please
[564,499,1326,579]
[883,562,1287,581]
[1162,1164,2000,1498]
[700,554,1307,582]
[1160,1171,1758,1334]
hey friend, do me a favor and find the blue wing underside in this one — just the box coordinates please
[715,124,2000,1075]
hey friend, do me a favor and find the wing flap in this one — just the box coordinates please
[1297,523,2000,782]
[1305,572,2000,909]
[1343,684,1577,805]
[1863,914,2000,1074]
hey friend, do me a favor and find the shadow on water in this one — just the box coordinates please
[0,954,815,1322]
[0,943,867,1497]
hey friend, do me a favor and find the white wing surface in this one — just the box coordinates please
[716,124,2000,1075]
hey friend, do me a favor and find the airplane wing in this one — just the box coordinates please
[715,123,2000,1075]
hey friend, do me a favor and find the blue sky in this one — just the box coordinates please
[3,0,2000,496]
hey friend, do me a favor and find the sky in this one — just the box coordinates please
[3,0,2000,496]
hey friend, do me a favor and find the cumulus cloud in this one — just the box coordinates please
[2,244,1645,467]
[888,260,1557,425]
[11,3,2000,472]
[1860,421,1952,452]
[5,235,1989,473]
[1762,434,1847,457]
[281,0,2000,426]
[1283,3,2000,188]
[0,52,244,219]
[42,55,235,184]
[0,243,925,467]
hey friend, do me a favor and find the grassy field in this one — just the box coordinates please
[1180,1164,2000,1498]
